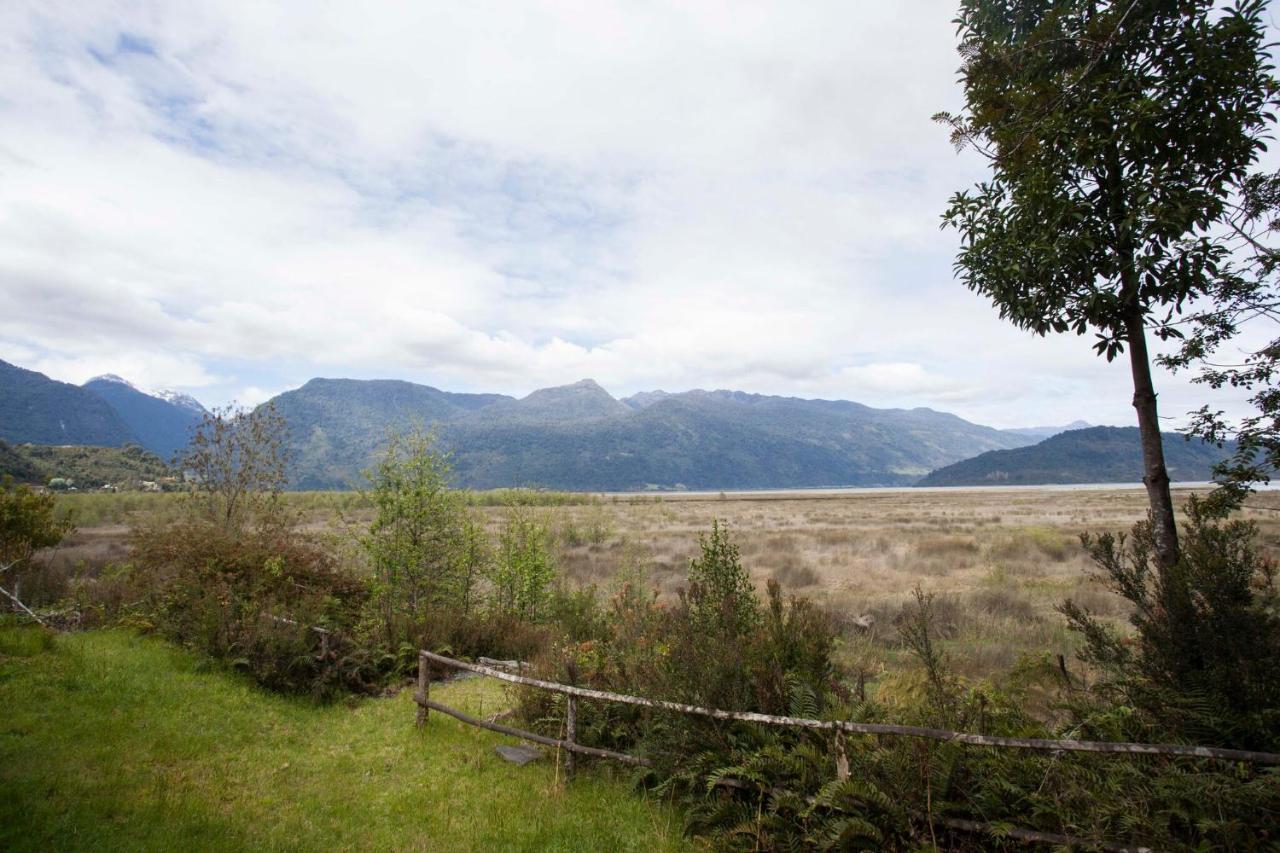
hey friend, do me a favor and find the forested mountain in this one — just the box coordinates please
[82,375,206,461]
[917,426,1229,487]
[268,377,1032,490]
[0,359,136,447]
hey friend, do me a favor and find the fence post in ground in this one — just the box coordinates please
[565,695,578,779]
[835,729,850,781]
[416,654,430,728]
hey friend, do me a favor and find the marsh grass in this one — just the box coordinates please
[0,624,687,852]
[44,485,1280,687]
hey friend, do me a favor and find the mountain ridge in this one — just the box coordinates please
[266,375,1035,490]
[917,426,1229,487]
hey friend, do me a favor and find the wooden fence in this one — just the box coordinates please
[414,649,1280,851]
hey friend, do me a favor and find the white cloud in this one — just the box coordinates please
[0,1,1268,431]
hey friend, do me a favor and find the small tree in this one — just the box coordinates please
[0,476,74,617]
[0,476,73,568]
[490,508,556,622]
[181,403,290,534]
[360,429,469,643]
[685,519,760,641]
[939,0,1277,570]
[1061,496,1280,748]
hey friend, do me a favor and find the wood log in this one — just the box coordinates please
[415,696,649,766]
[418,649,1280,765]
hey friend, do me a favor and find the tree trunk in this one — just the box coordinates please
[1125,312,1180,569]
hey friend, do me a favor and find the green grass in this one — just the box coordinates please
[0,624,690,851]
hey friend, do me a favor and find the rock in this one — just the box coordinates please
[495,744,543,766]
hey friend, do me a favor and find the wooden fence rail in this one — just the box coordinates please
[415,649,1280,766]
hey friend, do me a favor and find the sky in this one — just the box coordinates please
[0,1,1274,430]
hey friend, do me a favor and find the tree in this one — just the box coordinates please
[490,507,556,622]
[0,476,74,621]
[939,0,1277,569]
[360,429,469,642]
[181,403,290,534]
[685,519,759,641]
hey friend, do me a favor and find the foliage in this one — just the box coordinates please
[684,519,759,642]
[1158,168,1280,510]
[0,476,74,569]
[2,442,176,491]
[131,403,374,698]
[359,429,472,646]
[1062,496,1280,749]
[133,521,374,699]
[180,403,290,534]
[939,0,1278,568]
[491,508,558,622]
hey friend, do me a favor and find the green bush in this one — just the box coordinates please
[1062,496,1280,750]
[490,509,557,622]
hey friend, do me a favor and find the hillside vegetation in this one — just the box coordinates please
[0,441,174,490]
[918,426,1230,487]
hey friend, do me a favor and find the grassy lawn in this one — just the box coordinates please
[0,624,690,851]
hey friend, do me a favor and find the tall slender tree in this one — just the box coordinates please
[939,0,1276,569]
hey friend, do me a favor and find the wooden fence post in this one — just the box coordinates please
[835,729,850,781]
[416,654,430,728]
[565,695,578,779]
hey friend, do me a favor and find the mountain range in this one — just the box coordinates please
[0,360,205,462]
[271,377,1033,490]
[916,426,1229,487]
[1,357,1145,491]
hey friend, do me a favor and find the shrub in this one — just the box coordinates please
[359,429,475,647]
[1062,496,1280,750]
[490,509,557,622]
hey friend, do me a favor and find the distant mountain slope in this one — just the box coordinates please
[272,378,515,489]
[0,360,135,447]
[1,442,175,490]
[480,379,631,423]
[83,376,206,461]
[264,377,1031,491]
[917,426,1229,487]
[1001,420,1093,442]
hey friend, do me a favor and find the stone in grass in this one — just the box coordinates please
[495,744,543,766]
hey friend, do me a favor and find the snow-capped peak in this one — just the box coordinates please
[154,389,208,414]
[87,373,138,389]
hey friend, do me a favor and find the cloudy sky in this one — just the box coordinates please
[1,1,1273,429]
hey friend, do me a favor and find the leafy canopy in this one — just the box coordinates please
[940,0,1276,358]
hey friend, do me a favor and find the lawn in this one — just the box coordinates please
[0,624,690,851]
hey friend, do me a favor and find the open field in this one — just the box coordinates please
[0,624,688,852]
[45,484,1280,683]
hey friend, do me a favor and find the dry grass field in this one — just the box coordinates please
[45,485,1280,686]
[530,485,1280,683]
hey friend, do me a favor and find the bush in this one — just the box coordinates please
[1062,496,1280,750]
[490,509,557,622]
[359,429,476,649]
